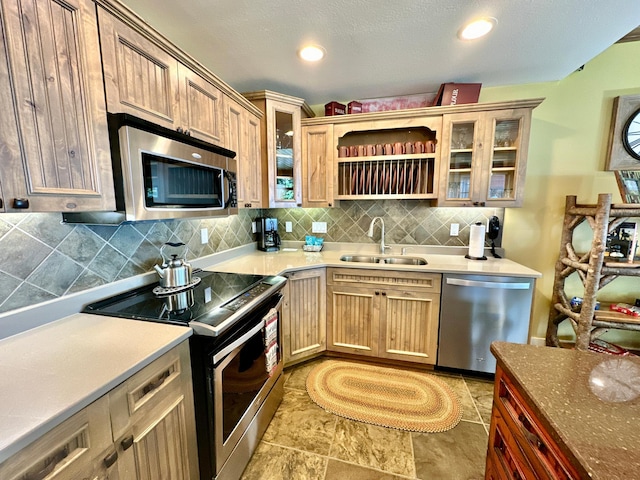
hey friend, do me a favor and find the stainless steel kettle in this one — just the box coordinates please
[154,242,192,288]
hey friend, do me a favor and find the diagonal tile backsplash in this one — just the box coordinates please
[0,211,254,314]
[0,202,502,315]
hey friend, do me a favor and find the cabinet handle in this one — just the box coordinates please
[381,291,387,296]
[244,203,253,208]
[103,450,118,469]
[142,369,171,395]
[13,198,30,209]
[517,413,542,449]
[0,198,3,208]
[328,203,332,207]
[121,435,134,451]
[23,445,69,480]
[177,126,184,133]
[375,291,380,295]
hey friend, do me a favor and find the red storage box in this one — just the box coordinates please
[347,101,362,114]
[325,101,346,116]
[431,83,481,106]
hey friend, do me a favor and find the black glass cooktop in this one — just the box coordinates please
[83,271,279,333]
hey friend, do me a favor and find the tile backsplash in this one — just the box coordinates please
[0,202,502,315]
[0,211,254,313]
[265,200,503,247]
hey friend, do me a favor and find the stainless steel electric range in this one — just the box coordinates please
[83,270,287,480]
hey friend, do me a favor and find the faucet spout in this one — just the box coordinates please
[367,217,389,254]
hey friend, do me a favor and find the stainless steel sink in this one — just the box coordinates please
[339,255,427,265]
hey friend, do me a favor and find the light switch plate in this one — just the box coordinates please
[251,221,257,234]
[285,221,292,232]
[200,228,208,244]
[450,223,459,236]
[312,221,327,233]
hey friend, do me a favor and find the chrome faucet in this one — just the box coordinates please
[367,217,390,254]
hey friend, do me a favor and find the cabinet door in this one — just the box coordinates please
[0,0,115,212]
[178,64,223,144]
[438,112,485,206]
[302,124,334,207]
[282,268,327,365]
[267,99,302,207]
[478,109,532,208]
[116,397,194,480]
[378,288,440,364]
[98,6,179,128]
[224,96,262,208]
[327,284,379,356]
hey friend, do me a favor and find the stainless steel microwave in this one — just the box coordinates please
[63,114,237,224]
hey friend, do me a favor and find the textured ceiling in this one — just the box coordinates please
[119,0,640,106]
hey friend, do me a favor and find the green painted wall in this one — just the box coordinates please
[479,41,640,346]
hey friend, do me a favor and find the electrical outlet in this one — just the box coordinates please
[450,223,459,236]
[200,228,208,244]
[285,221,292,233]
[251,221,257,234]
[312,221,327,233]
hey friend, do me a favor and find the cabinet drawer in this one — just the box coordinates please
[110,342,191,439]
[495,368,579,480]
[327,267,441,293]
[0,396,112,480]
[488,408,538,480]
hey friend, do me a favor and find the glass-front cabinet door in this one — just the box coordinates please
[480,110,531,207]
[439,113,483,206]
[243,91,305,208]
[439,108,532,207]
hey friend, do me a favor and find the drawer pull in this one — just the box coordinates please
[121,435,134,451]
[142,369,171,395]
[103,450,118,468]
[24,445,69,480]
[517,413,543,449]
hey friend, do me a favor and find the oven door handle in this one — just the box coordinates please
[213,318,266,364]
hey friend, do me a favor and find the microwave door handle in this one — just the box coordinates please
[223,171,235,209]
[213,318,266,364]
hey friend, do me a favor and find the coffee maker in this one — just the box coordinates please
[256,217,281,252]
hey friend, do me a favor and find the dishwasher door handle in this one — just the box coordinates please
[446,278,531,290]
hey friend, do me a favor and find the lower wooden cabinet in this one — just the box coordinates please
[281,268,327,365]
[0,342,198,480]
[326,268,441,364]
[486,365,580,479]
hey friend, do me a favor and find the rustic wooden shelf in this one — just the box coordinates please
[546,193,640,350]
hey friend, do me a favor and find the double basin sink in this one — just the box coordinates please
[339,254,427,265]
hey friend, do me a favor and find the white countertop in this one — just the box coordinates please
[205,244,541,278]
[0,314,191,464]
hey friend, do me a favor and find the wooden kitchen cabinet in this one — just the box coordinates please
[243,90,315,208]
[326,268,441,364]
[302,124,335,207]
[281,268,327,365]
[110,341,199,480]
[486,365,580,479]
[0,342,198,480]
[224,96,263,208]
[0,0,115,213]
[98,6,223,145]
[439,107,533,207]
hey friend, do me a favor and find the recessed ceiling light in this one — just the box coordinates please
[458,17,497,40]
[298,45,326,62]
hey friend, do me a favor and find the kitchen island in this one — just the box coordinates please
[488,342,640,479]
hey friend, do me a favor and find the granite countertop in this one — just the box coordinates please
[205,243,542,278]
[0,314,192,464]
[491,342,640,480]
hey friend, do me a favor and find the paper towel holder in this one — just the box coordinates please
[465,222,488,260]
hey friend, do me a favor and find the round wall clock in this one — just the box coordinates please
[622,107,640,161]
[605,94,640,170]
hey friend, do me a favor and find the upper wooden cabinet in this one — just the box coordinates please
[224,96,263,208]
[302,124,335,207]
[302,98,542,207]
[243,91,314,208]
[98,7,223,145]
[0,0,115,213]
[438,107,534,207]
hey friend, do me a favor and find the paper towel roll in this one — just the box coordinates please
[468,222,486,258]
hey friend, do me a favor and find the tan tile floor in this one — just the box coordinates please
[241,358,494,480]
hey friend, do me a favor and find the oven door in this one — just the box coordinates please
[212,294,284,476]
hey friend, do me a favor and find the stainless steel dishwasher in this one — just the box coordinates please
[437,274,534,374]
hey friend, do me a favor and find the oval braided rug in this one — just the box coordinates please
[306,360,462,433]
